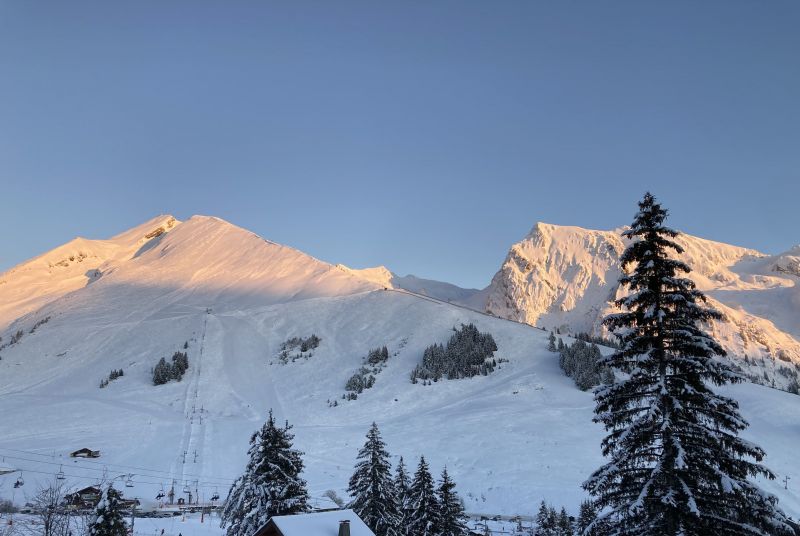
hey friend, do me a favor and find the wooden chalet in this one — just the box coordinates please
[253,509,374,536]
[64,486,101,509]
[70,448,101,458]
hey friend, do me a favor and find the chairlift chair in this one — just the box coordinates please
[182,482,190,493]
[125,474,134,487]
[13,474,24,488]
[56,466,65,480]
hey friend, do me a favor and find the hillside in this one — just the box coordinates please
[0,216,797,524]
[482,222,800,392]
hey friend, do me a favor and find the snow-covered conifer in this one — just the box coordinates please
[584,193,792,535]
[436,467,467,536]
[408,456,438,536]
[87,486,127,536]
[394,457,413,535]
[535,500,557,536]
[221,410,308,536]
[548,332,557,352]
[347,422,401,536]
[556,507,572,536]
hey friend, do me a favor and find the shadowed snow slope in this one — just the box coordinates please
[483,222,800,391]
[0,216,797,523]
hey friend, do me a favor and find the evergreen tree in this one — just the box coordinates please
[347,423,401,536]
[584,193,792,535]
[221,410,308,536]
[152,357,171,385]
[408,456,438,536]
[548,332,557,352]
[576,500,597,535]
[535,500,557,536]
[87,486,127,536]
[557,507,572,536]
[436,468,467,536]
[395,457,413,535]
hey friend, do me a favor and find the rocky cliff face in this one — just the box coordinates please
[483,222,800,391]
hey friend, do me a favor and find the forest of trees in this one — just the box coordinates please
[550,334,614,391]
[152,350,189,385]
[99,368,124,388]
[347,423,469,536]
[276,334,322,364]
[411,324,498,382]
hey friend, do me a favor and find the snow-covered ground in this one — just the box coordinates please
[0,215,797,528]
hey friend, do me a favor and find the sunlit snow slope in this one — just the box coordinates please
[483,222,800,391]
[0,216,797,523]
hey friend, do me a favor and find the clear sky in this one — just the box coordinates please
[1,1,798,288]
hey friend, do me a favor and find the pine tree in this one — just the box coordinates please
[221,410,309,536]
[408,456,438,536]
[548,332,557,352]
[436,467,467,536]
[557,507,572,536]
[576,500,597,535]
[584,193,792,535]
[395,457,413,535]
[535,501,556,536]
[347,423,401,536]
[152,357,171,385]
[87,486,127,536]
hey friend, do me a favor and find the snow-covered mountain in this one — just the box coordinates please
[481,222,800,391]
[0,215,798,523]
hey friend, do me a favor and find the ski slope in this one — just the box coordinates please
[0,215,797,527]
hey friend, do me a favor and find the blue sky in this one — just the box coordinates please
[1,1,798,288]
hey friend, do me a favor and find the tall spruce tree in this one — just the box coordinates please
[221,410,308,536]
[395,457,413,535]
[436,467,467,536]
[87,486,127,536]
[408,456,438,536]
[576,500,598,536]
[584,193,792,535]
[347,422,401,536]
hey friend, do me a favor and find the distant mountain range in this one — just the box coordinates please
[0,215,797,518]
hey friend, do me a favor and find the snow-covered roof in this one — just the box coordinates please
[263,509,375,536]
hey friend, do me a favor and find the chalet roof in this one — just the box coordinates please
[264,509,375,536]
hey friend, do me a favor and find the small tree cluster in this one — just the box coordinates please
[340,346,393,403]
[152,351,189,385]
[28,316,52,335]
[9,330,23,345]
[573,331,620,349]
[347,423,467,536]
[367,346,390,364]
[556,339,614,391]
[534,500,573,536]
[345,367,376,398]
[411,324,498,382]
[277,334,322,363]
[99,369,124,388]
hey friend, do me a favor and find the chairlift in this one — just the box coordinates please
[56,465,65,480]
[125,474,134,488]
[182,482,190,493]
[13,474,24,488]
[210,486,220,502]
